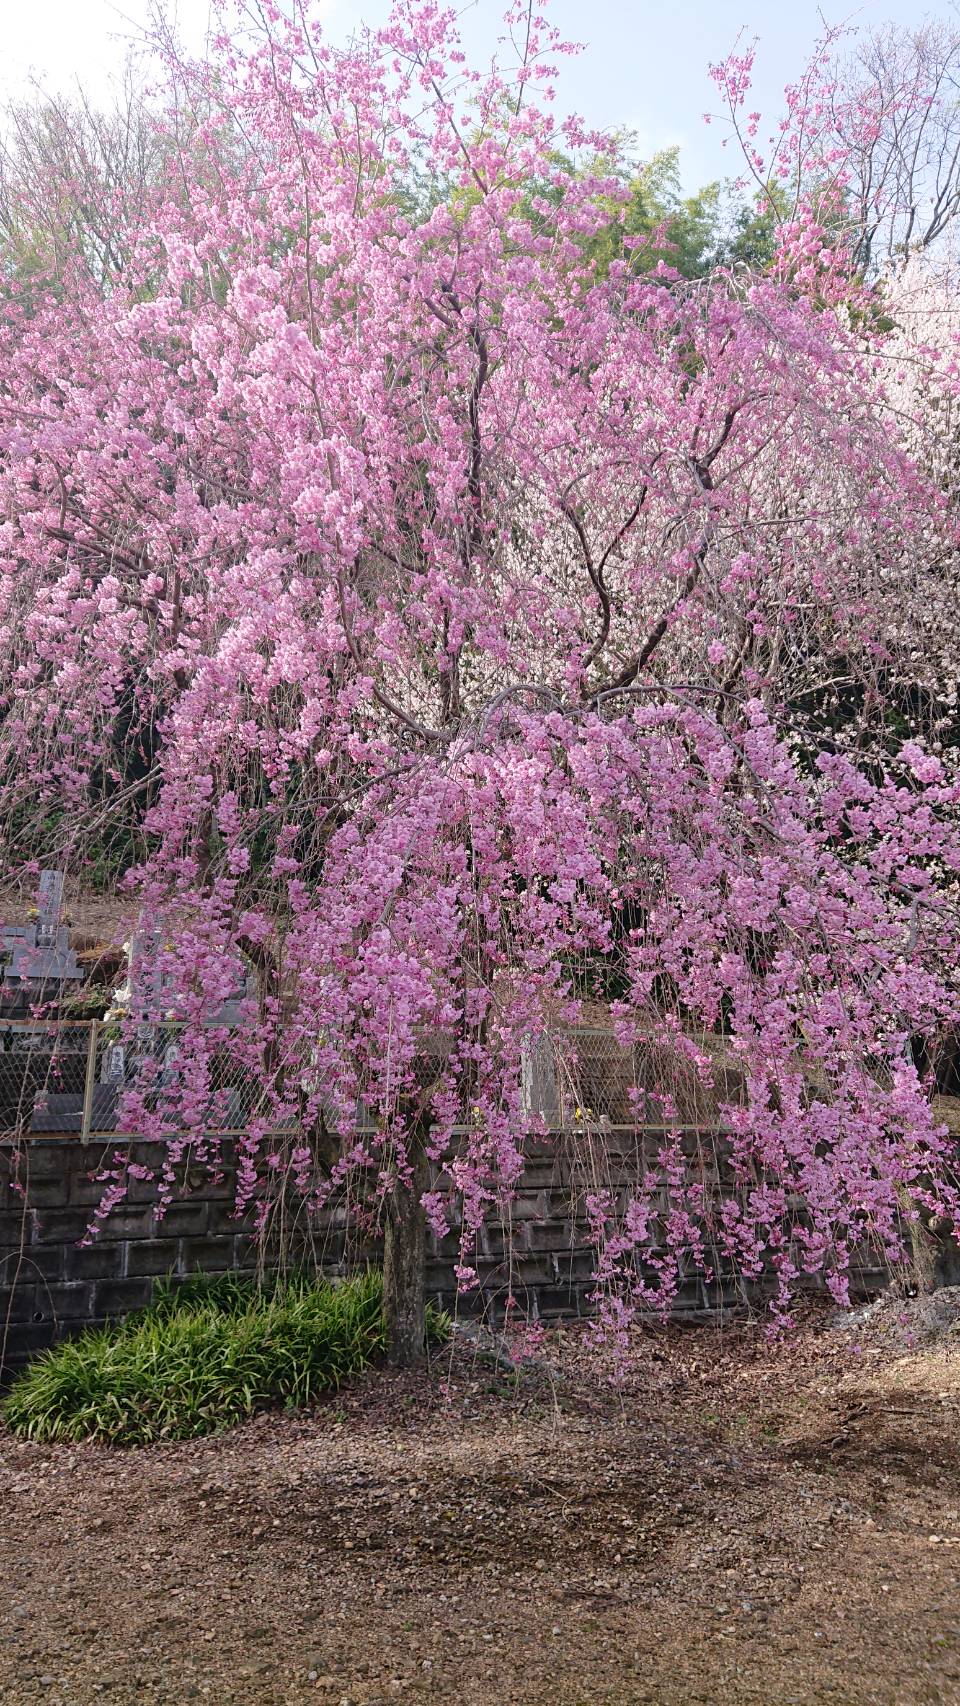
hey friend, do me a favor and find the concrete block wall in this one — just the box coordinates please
[0,1140,254,1374]
[0,1134,888,1378]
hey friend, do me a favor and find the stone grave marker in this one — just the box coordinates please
[2,870,81,991]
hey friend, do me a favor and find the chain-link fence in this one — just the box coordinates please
[0,1020,268,1142]
[1,1019,744,1143]
[89,1021,269,1139]
[525,1027,743,1132]
[0,1021,92,1138]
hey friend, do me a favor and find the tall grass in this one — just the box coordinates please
[3,1270,448,1446]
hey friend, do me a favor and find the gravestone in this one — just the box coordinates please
[36,870,64,946]
[85,924,254,1133]
[127,924,252,1027]
[0,874,85,1130]
[521,1033,560,1127]
[1,870,81,993]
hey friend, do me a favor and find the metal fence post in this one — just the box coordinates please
[80,1019,99,1145]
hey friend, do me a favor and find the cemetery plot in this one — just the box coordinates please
[0,870,81,1018]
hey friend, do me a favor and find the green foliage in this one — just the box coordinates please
[59,985,114,1019]
[714,192,785,273]
[606,147,724,280]
[519,142,725,282]
[2,790,144,895]
[405,124,749,286]
[3,1268,451,1446]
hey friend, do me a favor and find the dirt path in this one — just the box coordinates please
[2,1307,960,1705]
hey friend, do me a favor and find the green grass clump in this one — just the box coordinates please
[3,1270,449,1446]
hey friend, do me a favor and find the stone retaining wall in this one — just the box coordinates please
[0,1134,887,1378]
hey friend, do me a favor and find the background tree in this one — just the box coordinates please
[710,17,960,280]
[0,76,166,293]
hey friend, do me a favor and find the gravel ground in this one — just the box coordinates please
[2,1300,960,1706]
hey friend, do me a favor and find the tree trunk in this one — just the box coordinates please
[382,1130,429,1367]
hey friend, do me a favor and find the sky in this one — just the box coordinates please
[0,0,945,190]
